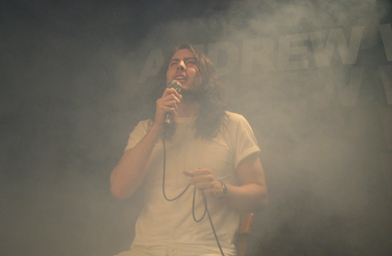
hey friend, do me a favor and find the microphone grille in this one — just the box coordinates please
[167,80,182,93]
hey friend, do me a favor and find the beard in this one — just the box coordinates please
[180,86,203,101]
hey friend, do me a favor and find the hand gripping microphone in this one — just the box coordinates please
[164,80,182,127]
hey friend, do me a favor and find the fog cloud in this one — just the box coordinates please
[1,0,391,255]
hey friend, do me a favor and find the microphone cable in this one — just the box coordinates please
[161,137,225,256]
[162,137,191,201]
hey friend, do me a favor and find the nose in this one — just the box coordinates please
[177,60,186,70]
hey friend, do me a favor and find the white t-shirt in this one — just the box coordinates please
[124,111,260,255]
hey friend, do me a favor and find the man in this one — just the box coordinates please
[110,43,268,256]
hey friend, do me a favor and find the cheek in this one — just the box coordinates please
[189,69,201,84]
[194,71,202,86]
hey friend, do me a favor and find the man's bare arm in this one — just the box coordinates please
[110,88,181,199]
[184,153,268,212]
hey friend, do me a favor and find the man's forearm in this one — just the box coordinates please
[110,124,164,199]
[222,183,268,212]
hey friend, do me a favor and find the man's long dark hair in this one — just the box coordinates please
[152,43,227,140]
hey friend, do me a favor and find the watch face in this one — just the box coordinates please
[223,183,228,195]
[218,181,227,199]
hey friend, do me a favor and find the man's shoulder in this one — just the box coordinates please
[223,111,252,133]
[133,119,153,132]
[225,111,247,124]
[138,119,153,126]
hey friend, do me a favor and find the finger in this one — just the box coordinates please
[196,180,222,197]
[160,92,179,103]
[190,174,214,185]
[183,170,194,177]
[184,169,212,177]
[162,94,181,107]
[158,96,180,114]
[155,99,178,122]
[163,88,182,99]
[155,104,175,120]
[199,188,214,196]
[183,170,212,181]
[194,181,215,190]
[161,100,178,111]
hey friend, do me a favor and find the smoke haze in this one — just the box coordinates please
[1,0,391,255]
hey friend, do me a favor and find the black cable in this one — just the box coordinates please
[162,136,225,256]
[162,138,191,201]
[202,190,225,256]
[192,186,207,222]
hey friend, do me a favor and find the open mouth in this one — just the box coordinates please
[175,75,187,83]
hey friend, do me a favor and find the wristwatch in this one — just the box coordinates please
[218,181,228,199]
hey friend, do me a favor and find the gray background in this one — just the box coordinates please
[1,1,392,255]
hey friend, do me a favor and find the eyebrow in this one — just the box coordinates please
[169,57,197,63]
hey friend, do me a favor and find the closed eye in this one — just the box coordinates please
[185,58,196,65]
[169,60,179,67]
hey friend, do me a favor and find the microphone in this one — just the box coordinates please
[164,80,182,127]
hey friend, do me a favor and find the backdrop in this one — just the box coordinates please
[1,1,392,255]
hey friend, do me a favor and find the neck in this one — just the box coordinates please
[177,91,200,118]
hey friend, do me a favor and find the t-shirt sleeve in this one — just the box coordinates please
[230,114,261,168]
[124,120,152,151]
